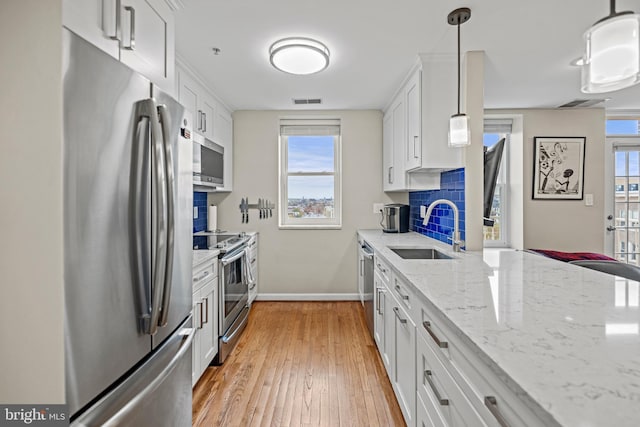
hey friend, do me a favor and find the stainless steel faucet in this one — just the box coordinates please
[423,199,464,252]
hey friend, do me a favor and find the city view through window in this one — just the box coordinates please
[286,135,336,219]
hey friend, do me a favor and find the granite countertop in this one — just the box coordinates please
[357,229,640,427]
[192,249,220,268]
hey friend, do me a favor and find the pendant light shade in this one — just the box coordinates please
[581,1,640,93]
[269,37,330,75]
[447,8,472,147]
[449,114,471,148]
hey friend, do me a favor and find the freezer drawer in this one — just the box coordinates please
[71,317,195,427]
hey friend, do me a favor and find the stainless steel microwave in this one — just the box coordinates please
[193,133,224,188]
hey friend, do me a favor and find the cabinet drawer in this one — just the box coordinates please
[391,274,417,315]
[192,263,216,291]
[374,255,391,284]
[417,332,486,427]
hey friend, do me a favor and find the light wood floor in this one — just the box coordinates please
[192,301,406,426]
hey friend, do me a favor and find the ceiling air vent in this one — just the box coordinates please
[293,98,322,105]
[557,99,606,108]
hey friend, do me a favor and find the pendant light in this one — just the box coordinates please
[448,8,472,147]
[581,0,640,93]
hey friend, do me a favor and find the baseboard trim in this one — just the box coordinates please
[256,293,360,301]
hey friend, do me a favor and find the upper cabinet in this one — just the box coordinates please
[405,70,422,171]
[63,0,175,93]
[383,96,408,191]
[177,64,234,192]
[382,56,463,191]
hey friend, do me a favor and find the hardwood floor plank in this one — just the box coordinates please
[193,301,406,427]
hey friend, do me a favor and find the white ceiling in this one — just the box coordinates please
[174,0,640,112]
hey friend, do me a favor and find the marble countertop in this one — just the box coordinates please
[192,249,220,268]
[358,230,640,427]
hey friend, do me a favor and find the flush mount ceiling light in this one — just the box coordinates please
[448,8,472,148]
[269,37,330,75]
[581,0,640,93]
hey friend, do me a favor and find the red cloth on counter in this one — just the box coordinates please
[526,249,617,263]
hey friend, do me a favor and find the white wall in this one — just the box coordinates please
[209,110,407,297]
[0,0,65,403]
[488,108,606,252]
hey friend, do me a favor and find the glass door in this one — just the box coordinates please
[612,142,640,264]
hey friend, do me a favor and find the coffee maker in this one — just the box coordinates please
[381,204,410,233]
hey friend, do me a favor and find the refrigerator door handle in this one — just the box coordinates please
[136,98,167,336]
[157,104,175,327]
[131,115,153,332]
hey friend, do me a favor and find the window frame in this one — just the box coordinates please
[278,119,342,229]
[483,118,513,248]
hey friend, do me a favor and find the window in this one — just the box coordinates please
[606,119,640,135]
[483,119,512,247]
[279,119,341,228]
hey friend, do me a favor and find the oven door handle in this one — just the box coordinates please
[221,248,246,266]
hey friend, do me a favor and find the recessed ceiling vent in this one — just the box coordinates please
[557,98,607,108]
[293,98,322,105]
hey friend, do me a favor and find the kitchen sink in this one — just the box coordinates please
[388,247,453,260]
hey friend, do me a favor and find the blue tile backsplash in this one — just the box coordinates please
[409,168,465,246]
[193,191,208,249]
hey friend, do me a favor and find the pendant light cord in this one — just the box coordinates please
[610,0,616,15]
[457,19,461,115]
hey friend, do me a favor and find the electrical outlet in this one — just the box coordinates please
[420,205,426,218]
[373,203,384,214]
[193,206,198,219]
[585,194,594,206]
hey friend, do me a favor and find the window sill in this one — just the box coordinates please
[279,224,342,230]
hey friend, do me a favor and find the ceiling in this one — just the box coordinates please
[174,0,640,112]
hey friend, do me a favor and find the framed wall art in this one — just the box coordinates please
[532,136,585,200]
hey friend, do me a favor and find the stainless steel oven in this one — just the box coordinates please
[215,241,250,364]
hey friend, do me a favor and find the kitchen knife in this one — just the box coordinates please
[245,196,249,222]
[259,198,263,219]
[240,198,245,223]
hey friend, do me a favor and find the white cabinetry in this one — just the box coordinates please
[382,57,465,192]
[248,233,259,304]
[62,0,175,92]
[176,65,234,192]
[382,96,407,191]
[405,70,422,171]
[192,257,219,386]
[375,256,415,426]
[368,246,548,427]
[390,276,416,426]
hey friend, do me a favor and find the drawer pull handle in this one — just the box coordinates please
[394,284,409,300]
[376,263,387,273]
[196,301,204,329]
[392,307,407,324]
[202,296,209,324]
[485,396,510,427]
[424,370,449,406]
[423,321,448,349]
[376,287,386,314]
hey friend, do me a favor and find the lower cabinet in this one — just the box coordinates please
[371,252,547,427]
[373,271,386,355]
[391,296,416,426]
[192,262,219,386]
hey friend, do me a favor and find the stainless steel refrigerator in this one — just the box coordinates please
[63,28,194,426]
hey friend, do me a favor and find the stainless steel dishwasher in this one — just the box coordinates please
[360,242,375,338]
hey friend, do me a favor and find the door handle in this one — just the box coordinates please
[606,225,616,231]
[413,135,419,158]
